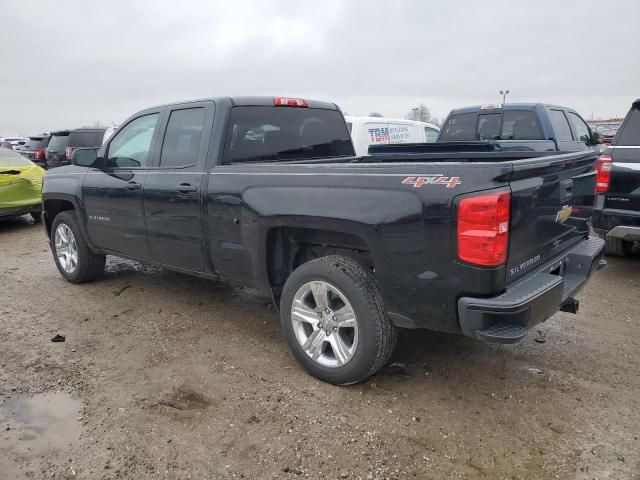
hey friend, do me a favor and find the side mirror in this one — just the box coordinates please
[72,148,99,167]
[590,131,603,145]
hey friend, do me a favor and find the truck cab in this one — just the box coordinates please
[438,103,600,152]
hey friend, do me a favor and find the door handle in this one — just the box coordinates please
[176,183,197,193]
[125,182,141,190]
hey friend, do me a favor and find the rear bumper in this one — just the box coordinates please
[593,208,640,239]
[457,236,605,344]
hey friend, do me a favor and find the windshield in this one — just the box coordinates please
[223,107,354,163]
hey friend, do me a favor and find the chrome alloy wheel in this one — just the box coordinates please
[291,281,359,368]
[54,223,78,274]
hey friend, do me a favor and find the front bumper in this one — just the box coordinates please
[458,236,605,344]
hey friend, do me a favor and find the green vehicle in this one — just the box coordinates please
[0,148,45,221]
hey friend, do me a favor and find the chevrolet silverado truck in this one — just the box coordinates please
[593,98,640,256]
[42,96,606,385]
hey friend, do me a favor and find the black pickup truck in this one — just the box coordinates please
[593,99,640,256]
[42,96,606,385]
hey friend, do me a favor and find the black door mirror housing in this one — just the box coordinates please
[72,148,100,167]
[590,131,603,145]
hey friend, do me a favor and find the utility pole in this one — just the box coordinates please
[500,89,510,104]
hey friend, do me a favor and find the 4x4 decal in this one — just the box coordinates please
[402,176,461,188]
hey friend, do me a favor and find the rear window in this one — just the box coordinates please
[501,111,544,140]
[23,137,47,149]
[616,106,640,146]
[0,150,31,167]
[48,134,70,148]
[439,112,478,141]
[477,113,501,140]
[223,107,354,164]
[69,130,105,147]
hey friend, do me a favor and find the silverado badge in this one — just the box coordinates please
[555,205,572,223]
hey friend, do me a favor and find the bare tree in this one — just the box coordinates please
[405,103,433,123]
[369,112,383,117]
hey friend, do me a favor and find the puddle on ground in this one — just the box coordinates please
[0,392,83,469]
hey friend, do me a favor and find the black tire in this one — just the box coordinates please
[30,211,42,222]
[280,255,397,385]
[604,236,633,257]
[51,211,106,283]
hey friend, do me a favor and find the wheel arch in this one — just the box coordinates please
[265,224,376,304]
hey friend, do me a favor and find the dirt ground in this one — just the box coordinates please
[1,216,639,480]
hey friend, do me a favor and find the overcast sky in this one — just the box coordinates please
[1,0,638,136]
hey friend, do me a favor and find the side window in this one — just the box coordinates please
[477,113,501,140]
[548,109,573,142]
[159,108,206,167]
[501,111,543,140]
[568,112,591,143]
[615,107,640,146]
[424,127,439,143]
[107,114,159,168]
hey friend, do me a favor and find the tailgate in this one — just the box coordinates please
[506,151,597,284]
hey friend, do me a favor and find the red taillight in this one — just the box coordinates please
[595,155,612,193]
[65,146,73,160]
[274,97,308,107]
[34,149,45,160]
[457,191,510,267]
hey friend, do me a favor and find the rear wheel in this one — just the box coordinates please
[51,211,106,283]
[604,236,633,257]
[280,255,397,385]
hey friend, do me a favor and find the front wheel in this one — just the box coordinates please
[51,211,106,283]
[280,255,397,385]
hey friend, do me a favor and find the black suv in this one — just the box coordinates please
[593,99,640,256]
[45,128,105,169]
[20,134,51,168]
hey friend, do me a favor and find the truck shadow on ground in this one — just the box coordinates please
[0,214,40,233]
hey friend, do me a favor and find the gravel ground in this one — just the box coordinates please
[1,215,639,480]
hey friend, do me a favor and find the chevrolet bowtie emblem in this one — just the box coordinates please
[556,205,572,223]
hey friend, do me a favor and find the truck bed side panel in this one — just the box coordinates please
[206,162,511,333]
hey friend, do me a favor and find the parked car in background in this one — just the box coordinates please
[42,96,605,385]
[0,137,27,150]
[436,103,600,152]
[344,116,440,156]
[593,99,640,256]
[46,128,106,169]
[0,148,45,221]
[590,122,622,145]
[20,134,50,168]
